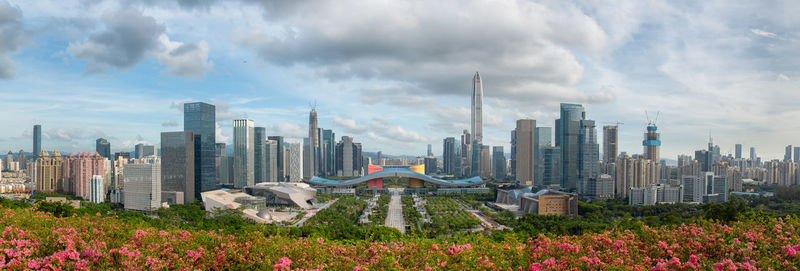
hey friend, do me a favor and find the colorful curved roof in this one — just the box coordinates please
[308,168,487,187]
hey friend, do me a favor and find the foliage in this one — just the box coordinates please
[423,197,480,235]
[306,196,367,227]
[1,202,799,269]
[368,195,390,224]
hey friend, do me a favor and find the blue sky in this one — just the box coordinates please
[1,0,800,160]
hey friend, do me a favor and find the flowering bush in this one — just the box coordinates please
[0,205,799,270]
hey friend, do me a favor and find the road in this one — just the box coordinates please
[385,190,405,233]
[292,200,334,227]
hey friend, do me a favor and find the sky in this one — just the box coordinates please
[1,0,799,160]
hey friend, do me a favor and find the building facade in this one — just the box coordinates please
[161,131,195,204]
[63,152,105,199]
[184,102,217,198]
[35,150,63,193]
[233,119,255,188]
[123,161,161,212]
[602,125,618,164]
[515,119,536,186]
[471,72,483,144]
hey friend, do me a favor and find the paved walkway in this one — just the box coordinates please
[385,191,405,233]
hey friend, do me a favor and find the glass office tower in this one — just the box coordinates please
[184,102,217,199]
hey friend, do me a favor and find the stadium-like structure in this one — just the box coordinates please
[307,164,488,189]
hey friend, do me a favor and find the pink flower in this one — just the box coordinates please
[784,245,798,257]
[528,263,542,271]
[613,241,623,248]
[274,257,292,271]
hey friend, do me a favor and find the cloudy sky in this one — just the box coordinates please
[1,0,799,160]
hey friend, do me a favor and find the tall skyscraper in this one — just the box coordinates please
[443,137,456,175]
[427,144,433,157]
[96,138,111,159]
[492,146,506,180]
[184,102,217,198]
[268,136,285,182]
[785,145,793,161]
[460,130,471,177]
[603,126,618,163]
[577,120,599,195]
[534,127,552,184]
[254,127,267,183]
[750,147,756,160]
[471,141,481,177]
[479,145,491,179]
[515,119,536,186]
[558,103,585,191]
[161,131,195,204]
[542,146,561,186]
[471,72,483,144]
[33,124,41,160]
[794,147,800,162]
[89,175,104,204]
[214,143,232,185]
[288,141,303,182]
[265,140,278,181]
[308,108,318,175]
[510,129,516,178]
[319,129,335,176]
[336,136,361,177]
[734,144,742,159]
[643,123,660,162]
[233,119,255,188]
[303,138,313,178]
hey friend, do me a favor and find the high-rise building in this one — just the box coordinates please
[184,102,217,199]
[492,146,506,180]
[534,127,552,184]
[471,141,481,177]
[288,141,303,182]
[33,124,41,160]
[427,144,433,157]
[123,161,161,212]
[558,103,585,191]
[308,108,318,175]
[603,126,618,164]
[96,138,111,159]
[214,143,232,185]
[89,175,104,204]
[479,145,491,179]
[515,119,536,186]
[424,157,437,175]
[135,143,156,159]
[233,119,255,188]
[734,144,742,159]
[161,131,195,204]
[443,137,456,175]
[682,175,705,203]
[265,140,278,181]
[16,150,26,170]
[577,120,600,196]
[319,128,336,177]
[254,127,267,183]
[750,147,756,161]
[268,136,285,181]
[794,147,800,162]
[643,123,660,162]
[35,150,63,193]
[303,138,313,178]
[63,152,105,198]
[510,129,516,178]
[471,72,483,144]
[541,146,561,186]
[336,136,363,177]
[785,145,793,161]
[460,130,472,177]
[582,174,614,201]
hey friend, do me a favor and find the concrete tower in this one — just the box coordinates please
[471,72,483,144]
[643,123,661,162]
[308,108,318,175]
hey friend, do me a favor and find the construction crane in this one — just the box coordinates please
[602,121,625,126]
[645,111,660,126]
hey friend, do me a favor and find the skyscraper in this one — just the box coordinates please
[515,119,536,186]
[35,150,63,193]
[734,144,742,159]
[460,130,471,177]
[33,124,41,160]
[750,147,756,160]
[443,137,456,175]
[303,138,313,178]
[254,127,267,183]
[319,129,335,176]
[542,146,561,186]
[471,72,483,144]
[96,138,111,159]
[558,103,585,191]
[268,136,285,182]
[89,175,104,204]
[135,144,156,159]
[577,120,599,195]
[510,129,516,178]
[265,139,278,182]
[794,147,800,162]
[161,131,195,204]
[785,145,793,161]
[233,119,255,188]
[63,152,104,198]
[427,144,433,157]
[336,136,361,177]
[214,143,232,185]
[492,146,506,180]
[534,127,552,184]
[184,102,217,198]
[308,108,318,175]
[643,123,660,162]
[288,141,303,182]
[479,145,491,179]
[603,126,618,163]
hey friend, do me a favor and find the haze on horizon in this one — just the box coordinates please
[0,0,798,160]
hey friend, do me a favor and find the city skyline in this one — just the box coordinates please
[1,1,800,160]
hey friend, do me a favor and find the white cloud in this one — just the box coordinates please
[331,116,366,134]
[0,1,32,78]
[751,29,777,39]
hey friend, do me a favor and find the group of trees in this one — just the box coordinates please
[368,195,391,224]
[422,197,480,235]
